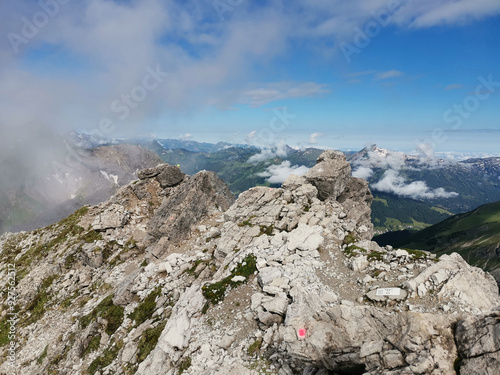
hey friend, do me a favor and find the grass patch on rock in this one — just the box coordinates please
[80,294,124,336]
[87,339,124,375]
[201,254,257,312]
[178,356,192,375]
[247,338,262,356]
[83,333,101,357]
[137,321,167,363]
[129,286,163,327]
[23,274,58,325]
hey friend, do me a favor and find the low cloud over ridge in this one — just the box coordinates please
[371,169,459,200]
[257,161,309,184]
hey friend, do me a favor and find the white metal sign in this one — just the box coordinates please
[376,288,401,296]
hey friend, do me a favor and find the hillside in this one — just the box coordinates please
[386,200,500,287]
[0,151,498,374]
[371,192,452,232]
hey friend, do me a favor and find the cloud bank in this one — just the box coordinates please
[248,142,287,163]
[257,161,310,184]
[371,169,459,200]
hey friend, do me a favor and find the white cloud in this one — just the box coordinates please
[309,132,323,144]
[354,146,407,170]
[258,161,310,184]
[352,166,373,180]
[245,130,257,144]
[247,141,288,163]
[180,133,192,140]
[238,82,330,108]
[445,83,463,90]
[371,169,459,199]
[415,143,437,165]
[375,70,403,80]
[248,149,277,163]
[393,0,500,28]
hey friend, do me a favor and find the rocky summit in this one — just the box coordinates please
[0,151,499,375]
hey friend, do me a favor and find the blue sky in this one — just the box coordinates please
[1,0,499,154]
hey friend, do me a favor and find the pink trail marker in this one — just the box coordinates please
[298,328,306,339]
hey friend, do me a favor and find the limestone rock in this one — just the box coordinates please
[304,150,351,201]
[91,203,129,231]
[147,170,234,253]
[455,311,500,374]
[287,224,324,252]
[137,163,185,188]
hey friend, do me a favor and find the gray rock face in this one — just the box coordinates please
[284,304,459,374]
[91,203,129,231]
[305,150,352,201]
[147,170,235,255]
[138,163,186,188]
[455,311,500,374]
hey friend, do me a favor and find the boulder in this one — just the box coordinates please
[305,150,351,201]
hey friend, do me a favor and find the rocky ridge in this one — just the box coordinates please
[0,151,499,375]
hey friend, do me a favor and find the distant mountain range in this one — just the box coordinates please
[347,145,500,232]
[2,135,500,235]
[375,200,500,288]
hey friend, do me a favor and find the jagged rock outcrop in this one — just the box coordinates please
[0,152,499,375]
[455,311,500,374]
[146,168,235,257]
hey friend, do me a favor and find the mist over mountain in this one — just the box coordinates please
[0,130,163,233]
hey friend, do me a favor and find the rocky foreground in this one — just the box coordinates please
[0,150,499,375]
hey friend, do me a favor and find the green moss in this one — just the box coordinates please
[137,321,167,363]
[140,259,148,267]
[0,319,10,347]
[64,253,77,269]
[24,274,58,325]
[81,230,103,244]
[247,338,262,356]
[366,251,385,262]
[178,356,192,375]
[184,259,211,278]
[372,269,382,277]
[129,286,163,327]
[6,207,88,282]
[61,290,81,310]
[80,294,124,336]
[343,232,357,245]
[124,237,137,250]
[83,333,101,357]
[404,248,428,260]
[238,215,256,227]
[37,345,48,364]
[47,333,74,374]
[259,225,274,236]
[87,339,124,375]
[201,254,257,311]
[344,245,367,258]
